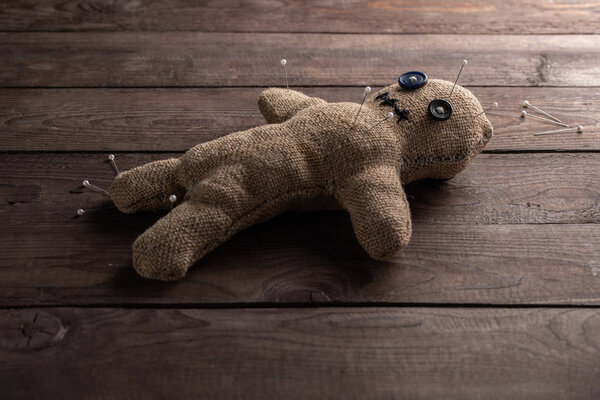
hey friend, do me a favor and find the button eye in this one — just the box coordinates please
[428,99,453,121]
[398,71,428,90]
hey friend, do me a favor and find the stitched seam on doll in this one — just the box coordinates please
[398,135,486,173]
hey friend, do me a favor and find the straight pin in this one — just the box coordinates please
[523,100,562,123]
[168,194,177,225]
[82,179,109,196]
[534,125,583,136]
[367,112,394,132]
[521,111,569,127]
[474,102,498,118]
[450,59,467,96]
[75,205,115,216]
[352,86,371,126]
[108,154,120,175]
[280,59,289,89]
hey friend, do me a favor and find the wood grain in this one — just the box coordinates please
[3,152,599,225]
[2,307,600,399]
[1,0,599,34]
[1,153,600,306]
[1,33,599,87]
[1,87,598,152]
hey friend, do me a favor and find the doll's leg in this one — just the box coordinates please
[335,164,412,259]
[131,200,231,280]
[258,88,326,123]
[131,164,282,280]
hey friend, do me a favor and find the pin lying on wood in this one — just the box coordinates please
[523,100,562,123]
[534,125,583,136]
[521,110,569,127]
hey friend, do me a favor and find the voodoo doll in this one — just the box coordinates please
[110,72,493,280]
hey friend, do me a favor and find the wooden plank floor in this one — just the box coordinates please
[1,1,599,398]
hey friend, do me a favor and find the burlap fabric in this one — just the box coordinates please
[110,79,493,280]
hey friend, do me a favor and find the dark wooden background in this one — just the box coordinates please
[1,1,599,399]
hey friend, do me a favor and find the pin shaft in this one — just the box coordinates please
[450,60,467,97]
[522,111,569,127]
[280,59,289,89]
[474,102,498,118]
[534,125,583,136]
[524,101,562,123]
[366,112,394,132]
[352,87,371,126]
[108,154,120,175]
[82,180,109,195]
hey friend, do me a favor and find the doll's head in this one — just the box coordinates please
[368,76,493,183]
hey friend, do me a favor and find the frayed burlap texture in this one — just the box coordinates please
[110,79,493,280]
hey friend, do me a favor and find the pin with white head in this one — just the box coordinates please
[534,125,583,136]
[521,110,569,127]
[450,59,467,97]
[75,205,114,217]
[474,102,498,118]
[107,154,120,175]
[352,86,371,126]
[82,179,109,196]
[280,59,289,89]
[523,100,562,123]
[367,112,394,132]
[167,194,177,224]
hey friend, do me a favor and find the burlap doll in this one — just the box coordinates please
[110,74,493,280]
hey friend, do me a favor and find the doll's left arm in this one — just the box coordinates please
[258,88,327,123]
[335,164,412,259]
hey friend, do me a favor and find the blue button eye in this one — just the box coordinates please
[398,71,428,90]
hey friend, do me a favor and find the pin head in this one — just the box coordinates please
[364,86,372,93]
[521,110,528,118]
[168,194,177,203]
[108,154,115,161]
[77,208,85,216]
[577,125,583,133]
[82,179,90,187]
[491,102,499,108]
[280,59,287,65]
[386,111,394,119]
[398,71,428,90]
[523,100,530,108]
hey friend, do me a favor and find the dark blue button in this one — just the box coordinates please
[398,71,428,90]
[428,99,453,121]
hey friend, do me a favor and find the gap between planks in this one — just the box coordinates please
[1,307,600,399]
[1,33,599,87]
[1,0,599,34]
